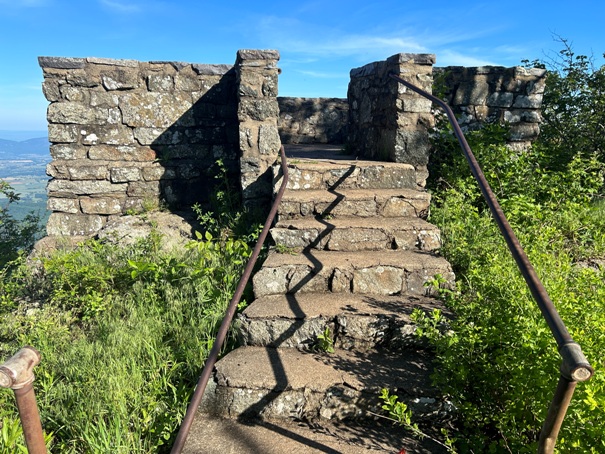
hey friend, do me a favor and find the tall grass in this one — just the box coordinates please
[0,222,255,453]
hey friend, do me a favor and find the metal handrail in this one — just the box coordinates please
[389,73,593,454]
[170,145,289,454]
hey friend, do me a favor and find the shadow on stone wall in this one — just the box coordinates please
[150,69,240,211]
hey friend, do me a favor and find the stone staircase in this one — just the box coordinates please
[183,148,455,453]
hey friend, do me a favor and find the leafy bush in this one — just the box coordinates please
[425,112,605,451]
[0,180,41,268]
[0,204,258,452]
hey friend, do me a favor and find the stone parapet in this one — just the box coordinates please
[278,97,348,144]
[435,65,547,146]
[40,55,240,236]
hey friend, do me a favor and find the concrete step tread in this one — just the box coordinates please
[202,346,451,422]
[213,346,434,395]
[253,250,454,298]
[281,187,430,203]
[277,188,432,221]
[275,215,438,231]
[271,216,441,252]
[286,158,417,169]
[183,414,448,453]
[243,292,445,320]
[261,249,450,270]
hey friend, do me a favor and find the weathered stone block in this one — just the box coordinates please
[80,126,134,145]
[258,124,280,155]
[120,92,193,128]
[101,69,140,90]
[46,213,104,236]
[126,181,161,197]
[48,124,80,143]
[68,164,109,180]
[487,92,514,108]
[142,165,176,181]
[110,167,142,183]
[238,99,279,121]
[88,145,156,161]
[49,144,86,160]
[512,94,543,109]
[353,266,404,295]
[80,197,123,215]
[47,179,127,196]
[147,74,173,91]
[47,197,80,214]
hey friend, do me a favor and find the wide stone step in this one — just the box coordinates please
[183,414,449,453]
[238,293,447,351]
[252,250,454,298]
[271,216,441,252]
[276,188,431,221]
[201,346,451,423]
[273,159,419,191]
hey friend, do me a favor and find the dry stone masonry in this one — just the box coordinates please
[40,50,281,237]
[40,50,547,240]
[278,97,348,144]
[435,65,547,147]
[236,50,281,206]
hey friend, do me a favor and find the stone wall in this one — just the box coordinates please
[347,53,435,173]
[435,66,547,147]
[236,50,281,206]
[277,97,348,144]
[40,50,281,237]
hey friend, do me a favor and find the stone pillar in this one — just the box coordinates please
[348,53,435,167]
[235,49,281,209]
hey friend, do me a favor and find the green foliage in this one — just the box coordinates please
[314,326,335,354]
[0,200,257,452]
[0,180,41,268]
[425,61,605,451]
[536,36,605,165]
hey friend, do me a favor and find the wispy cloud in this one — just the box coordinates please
[436,49,499,67]
[296,70,347,79]
[0,0,47,6]
[99,0,141,13]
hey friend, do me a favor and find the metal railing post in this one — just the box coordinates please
[0,346,47,454]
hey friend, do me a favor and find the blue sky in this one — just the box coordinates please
[1,0,604,136]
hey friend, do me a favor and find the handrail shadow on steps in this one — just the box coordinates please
[388,73,593,454]
[170,145,290,454]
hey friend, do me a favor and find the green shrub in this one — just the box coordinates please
[0,205,257,452]
[425,114,605,451]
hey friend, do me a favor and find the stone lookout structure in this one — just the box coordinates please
[39,50,546,452]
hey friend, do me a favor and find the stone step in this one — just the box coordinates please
[271,216,441,252]
[273,159,420,192]
[276,188,431,221]
[201,346,452,423]
[183,414,449,453]
[238,293,448,351]
[252,249,454,298]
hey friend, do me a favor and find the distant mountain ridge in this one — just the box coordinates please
[0,137,50,157]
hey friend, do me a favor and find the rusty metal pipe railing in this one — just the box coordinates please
[389,73,593,453]
[0,346,47,454]
[170,145,289,454]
